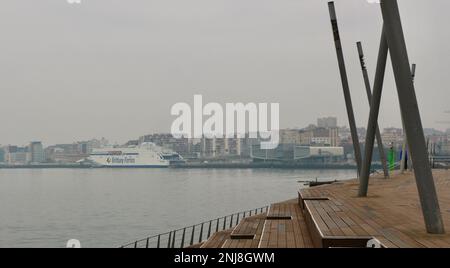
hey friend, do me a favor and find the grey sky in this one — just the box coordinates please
[0,0,449,145]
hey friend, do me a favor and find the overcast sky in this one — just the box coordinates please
[0,0,449,145]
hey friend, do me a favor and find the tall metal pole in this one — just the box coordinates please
[408,64,416,171]
[356,41,389,179]
[328,1,362,176]
[400,64,416,173]
[380,0,444,234]
[400,116,407,172]
[358,27,389,197]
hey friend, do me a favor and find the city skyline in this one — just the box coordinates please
[0,115,449,147]
[2,115,449,167]
[1,115,449,148]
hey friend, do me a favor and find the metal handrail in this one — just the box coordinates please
[119,205,269,248]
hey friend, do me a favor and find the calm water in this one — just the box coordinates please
[0,168,356,248]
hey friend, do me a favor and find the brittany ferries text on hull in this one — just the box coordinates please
[87,142,184,167]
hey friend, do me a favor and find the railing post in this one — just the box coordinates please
[190,225,196,246]
[121,205,274,249]
[167,231,172,248]
[171,230,176,248]
[180,228,186,248]
[199,223,204,243]
[207,220,212,238]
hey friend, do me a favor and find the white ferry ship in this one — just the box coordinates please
[87,142,183,168]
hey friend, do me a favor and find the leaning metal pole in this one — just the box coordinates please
[357,41,389,179]
[328,1,362,176]
[380,0,444,234]
[400,64,416,173]
[408,64,417,171]
[358,27,389,197]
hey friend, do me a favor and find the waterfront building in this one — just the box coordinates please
[137,133,247,159]
[251,143,345,163]
[44,143,88,163]
[4,145,28,165]
[29,141,45,163]
[317,116,337,128]
[78,142,90,154]
[139,133,190,157]
[338,126,351,144]
[226,138,242,156]
[357,127,367,143]
[182,139,200,159]
[298,129,314,145]
[280,129,302,144]
[280,127,339,147]
[124,140,139,146]
[0,146,5,163]
[381,127,404,146]
[86,138,109,150]
[311,127,339,147]
[201,136,216,157]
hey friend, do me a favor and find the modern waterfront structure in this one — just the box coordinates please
[29,142,45,163]
[139,133,252,159]
[251,143,344,163]
[280,127,339,147]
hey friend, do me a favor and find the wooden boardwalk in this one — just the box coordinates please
[199,169,450,248]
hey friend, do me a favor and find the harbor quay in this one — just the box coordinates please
[191,169,450,248]
[120,168,450,248]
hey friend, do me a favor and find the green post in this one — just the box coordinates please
[388,143,396,171]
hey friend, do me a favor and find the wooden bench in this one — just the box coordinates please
[298,189,329,210]
[303,199,381,248]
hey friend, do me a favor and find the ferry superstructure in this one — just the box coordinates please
[88,142,182,167]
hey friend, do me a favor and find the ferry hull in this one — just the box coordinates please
[88,143,172,168]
